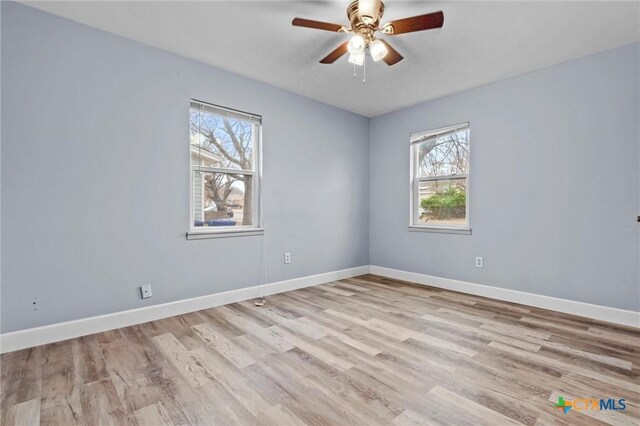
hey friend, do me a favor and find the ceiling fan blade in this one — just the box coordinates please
[292,18,345,32]
[379,40,403,66]
[383,11,444,35]
[319,41,349,64]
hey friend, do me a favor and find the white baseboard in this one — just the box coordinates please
[370,265,640,328]
[0,266,369,353]
[3,264,637,353]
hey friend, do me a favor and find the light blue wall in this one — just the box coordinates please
[369,42,640,311]
[0,2,370,333]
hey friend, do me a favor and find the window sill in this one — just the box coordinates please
[408,226,472,235]
[186,228,264,240]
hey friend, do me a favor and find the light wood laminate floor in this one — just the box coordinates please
[2,274,639,425]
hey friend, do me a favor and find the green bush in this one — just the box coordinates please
[420,188,466,219]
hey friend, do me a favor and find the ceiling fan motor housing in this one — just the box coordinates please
[347,0,385,43]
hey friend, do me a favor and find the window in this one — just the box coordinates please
[410,123,470,234]
[189,100,262,236]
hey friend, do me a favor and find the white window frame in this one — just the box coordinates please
[187,99,263,240]
[409,122,471,235]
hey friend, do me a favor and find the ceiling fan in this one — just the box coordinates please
[292,0,444,67]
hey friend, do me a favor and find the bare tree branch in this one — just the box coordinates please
[203,130,243,167]
[222,119,248,168]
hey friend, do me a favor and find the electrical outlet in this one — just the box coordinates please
[140,284,153,299]
[475,257,484,268]
[284,252,291,264]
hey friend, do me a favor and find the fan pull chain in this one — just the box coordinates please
[363,53,366,83]
[353,61,357,78]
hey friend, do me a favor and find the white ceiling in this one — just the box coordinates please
[23,1,640,117]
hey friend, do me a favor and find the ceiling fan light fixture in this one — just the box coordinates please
[370,39,388,62]
[348,52,365,66]
[347,34,365,55]
[292,1,443,68]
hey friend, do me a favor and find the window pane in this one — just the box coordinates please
[193,171,254,227]
[417,128,469,178]
[190,108,254,171]
[418,178,467,226]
